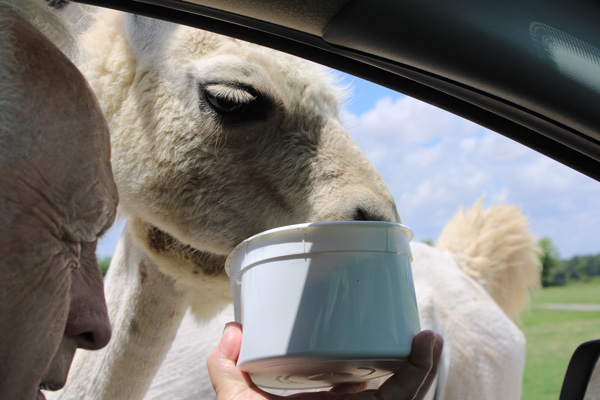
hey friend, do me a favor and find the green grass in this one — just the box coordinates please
[519,278,600,400]
[530,277,600,304]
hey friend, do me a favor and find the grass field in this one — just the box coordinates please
[520,278,600,399]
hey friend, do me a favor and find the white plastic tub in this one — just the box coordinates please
[225,221,420,390]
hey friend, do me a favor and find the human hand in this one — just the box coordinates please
[207,322,443,399]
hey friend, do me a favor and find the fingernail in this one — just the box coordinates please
[221,322,238,340]
[223,321,235,333]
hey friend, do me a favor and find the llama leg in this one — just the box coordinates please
[52,227,188,400]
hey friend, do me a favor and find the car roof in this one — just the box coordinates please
[84,0,600,181]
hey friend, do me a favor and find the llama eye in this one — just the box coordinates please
[203,84,257,117]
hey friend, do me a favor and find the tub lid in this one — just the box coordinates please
[225,221,413,280]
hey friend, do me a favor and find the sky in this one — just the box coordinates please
[97,73,600,260]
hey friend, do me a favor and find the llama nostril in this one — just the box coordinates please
[352,207,390,222]
[353,208,368,221]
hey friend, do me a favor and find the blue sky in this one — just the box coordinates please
[97,73,600,260]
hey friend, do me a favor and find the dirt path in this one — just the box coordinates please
[535,303,600,311]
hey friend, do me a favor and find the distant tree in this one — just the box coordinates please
[581,254,600,278]
[592,255,600,277]
[422,239,434,246]
[538,237,561,287]
[98,256,111,277]
[562,254,600,282]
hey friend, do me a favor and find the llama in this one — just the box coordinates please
[47,4,540,400]
[143,200,541,400]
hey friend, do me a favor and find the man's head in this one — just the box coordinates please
[0,2,118,399]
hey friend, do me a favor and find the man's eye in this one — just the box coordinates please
[63,241,81,270]
[68,259,81,270]
[72,242,81,258]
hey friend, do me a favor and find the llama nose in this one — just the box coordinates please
[352,205,400,223]
[353,208,370,221]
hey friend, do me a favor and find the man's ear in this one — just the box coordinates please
[125,14,177,61]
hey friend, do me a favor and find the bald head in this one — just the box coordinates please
[0,0,73,162]
[0,4,118,399]
[2,5,116,232]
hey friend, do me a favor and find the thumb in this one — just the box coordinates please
[207,322,258,398]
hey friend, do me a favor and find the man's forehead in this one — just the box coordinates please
[8,11,92,110]
[11,15,108,147]
[6,12,118,233]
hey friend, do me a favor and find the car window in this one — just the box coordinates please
[96,69,600,399]
[80,11,599,400]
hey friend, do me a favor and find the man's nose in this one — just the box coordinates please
[64,297,112,350]
[64,260,112,352]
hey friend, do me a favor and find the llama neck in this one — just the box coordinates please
[53,227,188,400]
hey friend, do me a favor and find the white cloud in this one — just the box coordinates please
[474,133,530,162]
[341,95,480,149]
[344,93,600,258]
[402,143,444,169]
[521,157,577,191]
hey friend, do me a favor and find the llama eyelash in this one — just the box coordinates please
[199,82,271,122]
[205,84,256,107]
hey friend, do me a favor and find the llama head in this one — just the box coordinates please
[80,10,400,281]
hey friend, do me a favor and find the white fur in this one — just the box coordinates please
[48,5,539,400]
[436,199,541,318]
[145,203,538,400]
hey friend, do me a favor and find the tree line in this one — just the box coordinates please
[99,257,111,277]
[99,237,600,287]
[538,237,600,286]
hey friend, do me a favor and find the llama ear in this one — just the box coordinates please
[125,14,177,60]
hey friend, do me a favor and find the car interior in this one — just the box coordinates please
[65,0,600,398]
